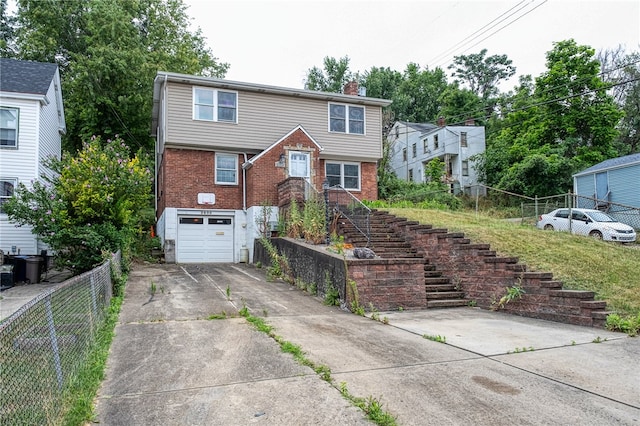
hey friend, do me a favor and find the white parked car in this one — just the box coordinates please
[537,208,637,242]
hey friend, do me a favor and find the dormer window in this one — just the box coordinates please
[329,103,364,134]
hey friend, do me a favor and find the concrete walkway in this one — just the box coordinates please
[93,263,640,425]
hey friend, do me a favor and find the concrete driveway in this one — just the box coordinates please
[94,263,640,425]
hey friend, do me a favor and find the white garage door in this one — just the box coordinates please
[177,216,234,263]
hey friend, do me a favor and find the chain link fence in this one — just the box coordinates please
[0,251,121,425]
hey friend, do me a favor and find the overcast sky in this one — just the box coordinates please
[183,0,639,93]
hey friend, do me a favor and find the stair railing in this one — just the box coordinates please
[327,185,371,246]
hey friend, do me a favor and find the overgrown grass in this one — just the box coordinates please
[60,283,125,425]
[387,207,640,316]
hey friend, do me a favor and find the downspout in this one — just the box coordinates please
[242,153,248,211]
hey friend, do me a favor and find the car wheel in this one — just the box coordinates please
[543,224,554,231]
[589,230,603,240]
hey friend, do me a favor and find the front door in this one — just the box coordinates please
[289,151,310,178]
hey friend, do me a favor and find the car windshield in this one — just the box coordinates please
[585,211,616,222]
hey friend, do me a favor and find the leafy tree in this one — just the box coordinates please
[393,63,449,123]
[0,0,16,56]
[449,48,516,101]
[304,56,353,92]
[479,40,624,196]
[4,136,152,272]
[598,46,640,154]
[534,39,623,168]
[14,0,229,152]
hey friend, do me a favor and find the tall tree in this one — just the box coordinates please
[393,63,449,123]
[14,0,229,152]
[304,56,352,93]
[598,46,640,154]
[448,48,516,101]
[478,40,624,197]
[0,0,16,56]
[535,39,622,167]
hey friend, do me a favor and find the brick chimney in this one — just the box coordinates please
[465,118,475,126]
[437,116,446,127]
[343,81,359,96]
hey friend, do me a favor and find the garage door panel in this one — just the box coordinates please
[177,216,234,263]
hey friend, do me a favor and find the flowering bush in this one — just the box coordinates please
[5,136,152,272]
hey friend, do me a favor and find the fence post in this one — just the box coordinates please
[45,295,64,389]
[535,195,539,224]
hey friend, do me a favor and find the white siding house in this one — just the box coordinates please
[387,120,486,195]
[0,59,65,255]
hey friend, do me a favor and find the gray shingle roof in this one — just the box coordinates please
[574,152,640,176]
[0,58,58,96]
[402,121,439,134]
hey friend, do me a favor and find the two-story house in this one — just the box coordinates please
[0,58,66,256]
[388,120,485,195]
[151,73,391,263]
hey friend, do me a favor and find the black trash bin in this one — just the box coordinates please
[25,256,42,284]
[5,256,27,283]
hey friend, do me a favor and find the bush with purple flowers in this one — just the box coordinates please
[4,136,152,272]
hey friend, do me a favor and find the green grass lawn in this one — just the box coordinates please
[386,208,640,316]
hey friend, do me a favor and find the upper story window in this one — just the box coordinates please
[460,132,468,147]
[215,153,238,185]
[423,139,428,153]
[1,107,19,148]
[402,148,407,162]
[433,134,439,150]
[412,143,417,158]
[193,88,237,123]
[0,179,16,214]
[326,162,360,190]
[462,160,469,177]
[329,103,364,134]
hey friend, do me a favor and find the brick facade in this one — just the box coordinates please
[159,128,379,215]
[158,148,243,212]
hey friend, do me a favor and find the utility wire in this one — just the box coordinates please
[429,0,526,63]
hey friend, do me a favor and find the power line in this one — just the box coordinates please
[429,0,526,63]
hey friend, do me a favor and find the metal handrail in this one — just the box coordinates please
[327,185,371,246]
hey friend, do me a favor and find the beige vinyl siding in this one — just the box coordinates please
[165,82,383,161]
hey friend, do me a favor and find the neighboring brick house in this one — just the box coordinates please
[388,119,485,195]
[0,58,66,256]
[151,73,391,263]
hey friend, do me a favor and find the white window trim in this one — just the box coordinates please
[0,177,17,216]
[0,107,19,148]
[325,161,361,191]
[215,153,238,185]
[192,87,238,123]
[328,103,365,135]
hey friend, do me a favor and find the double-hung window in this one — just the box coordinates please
[0,179,16,214]
[460,132,468,147]
[194,88,237,123]
[329,103,364,134]
[326,162,360,191]
[461,160,469,177]
[215,153,238,185]
[0,107,19,147]
[423,139,428,153]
